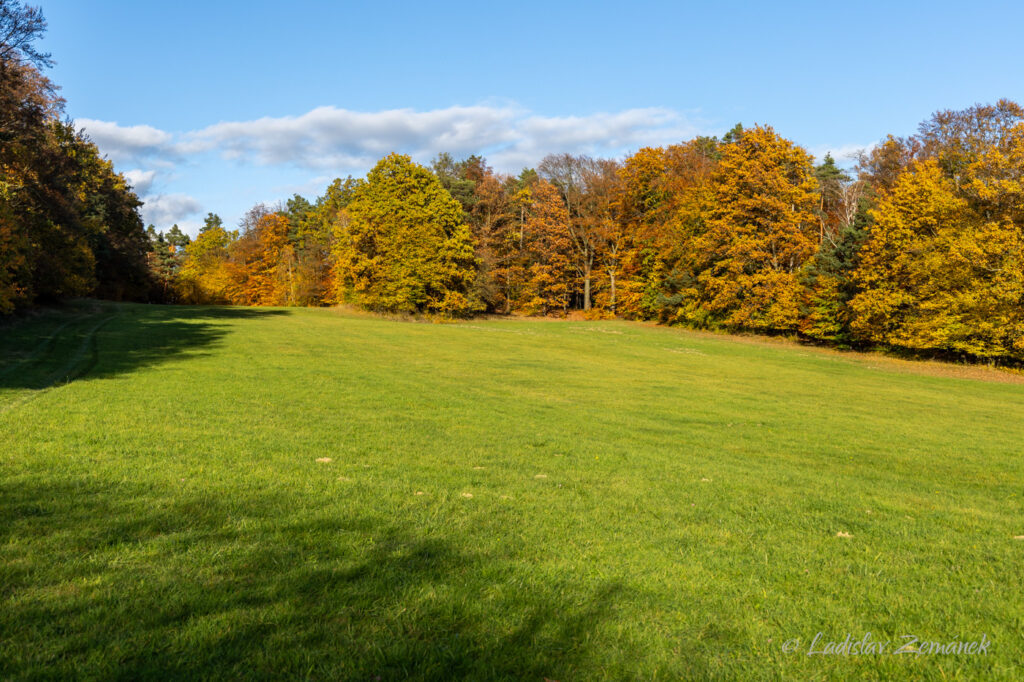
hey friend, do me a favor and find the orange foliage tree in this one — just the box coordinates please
[694,126,819,331]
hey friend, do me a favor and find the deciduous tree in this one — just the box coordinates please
[331,154,479,315]
[696,126,819,331]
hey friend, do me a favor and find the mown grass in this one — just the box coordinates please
[1,301,1022,680]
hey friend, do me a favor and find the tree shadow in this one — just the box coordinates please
[0,302,290,392]
[0,478,629,680]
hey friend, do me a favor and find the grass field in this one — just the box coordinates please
[1,301,1022,680]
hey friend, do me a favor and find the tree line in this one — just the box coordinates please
[0,2,152,313]
[167,102,1024,363]
[3,2,1022,364]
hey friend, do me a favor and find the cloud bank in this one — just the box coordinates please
[78,119,175,163]
[80,104,708,175]
[142,194,203,227]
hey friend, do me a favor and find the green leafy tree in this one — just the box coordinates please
[147,232,179,300]
[721,122,744,145]
[332,153,479,315]
[799,217,868,343]
[814,153,850,242]
[200,212,224,233]
[431,152,480,217]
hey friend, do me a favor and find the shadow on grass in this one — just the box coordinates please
[0,302,289,392]
[0,478,627,680]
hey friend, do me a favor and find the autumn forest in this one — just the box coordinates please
[4,6,1024,364]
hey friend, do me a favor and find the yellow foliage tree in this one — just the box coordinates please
[177,223,236,304]
[695,126,819,331]
[851,154,1024,358]
[331,154,479,316]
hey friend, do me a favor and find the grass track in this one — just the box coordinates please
[1,302,1022,680]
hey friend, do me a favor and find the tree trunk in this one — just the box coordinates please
[583,253,592,311]
[609,269,616,312]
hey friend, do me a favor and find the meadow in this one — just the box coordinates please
[1,302,1022,680]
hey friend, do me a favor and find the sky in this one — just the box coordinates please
[36,0,1024,235]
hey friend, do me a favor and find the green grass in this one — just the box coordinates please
[2,301,1022,680]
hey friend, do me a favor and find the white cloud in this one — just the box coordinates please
[122,169,157,195]
[77,119,175,164]
[186,105,704,173]
[488,108,701,170]
[178,104,520,170]
[78,103,709,176]
[141,193,202,227]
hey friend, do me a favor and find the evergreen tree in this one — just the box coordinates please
[200,213,224,233]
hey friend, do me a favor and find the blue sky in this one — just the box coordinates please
[39,0,1024,234]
